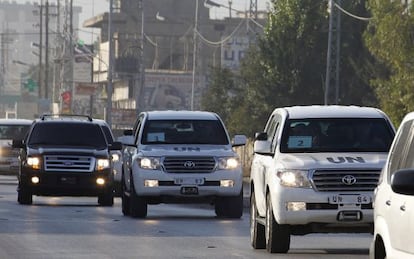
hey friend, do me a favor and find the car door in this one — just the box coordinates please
[385,119,414,254]
[391,122,414,254]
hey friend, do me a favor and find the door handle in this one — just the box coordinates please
[400,205,406,212]
[386,200,391,206]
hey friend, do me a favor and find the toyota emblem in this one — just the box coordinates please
[183,161,196,168]
[342,175,357,185]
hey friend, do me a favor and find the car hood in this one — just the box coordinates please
[278,152,388,170]
[27,147,109,157]
[140,144,235,157]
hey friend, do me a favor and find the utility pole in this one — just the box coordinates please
[324,0,341,105]
[39,0,43,99]
[191,0,199,111]
[135,0,145,115]
[107,0,114,127]
[45,0,49,100]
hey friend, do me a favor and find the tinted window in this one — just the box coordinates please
[0,125,30,140]
[280,118,394,153]
[100,125,114,144]
[389,120,413,175]
[28,123,107,149]
[142,120,229,145]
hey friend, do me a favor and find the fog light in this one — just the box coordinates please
[220,180,234,187]
[31,176,40,184]
[286,202,306,211]
[96,178,105,185]
[144,180,159,187]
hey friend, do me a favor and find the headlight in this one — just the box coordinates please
[111,153,120,162]
[217,157,239,170]
[276,169,311,188]
[96,158,110,171]
[27,157,41,170]
[138,157,161,170]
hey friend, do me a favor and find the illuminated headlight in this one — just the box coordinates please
[218,157,239,170]
[96,159,110,171]
[27,157,41,170]
[111,153,120,162]
[139,157,161,170]
[96,178,105,185]
[276,169,311,188]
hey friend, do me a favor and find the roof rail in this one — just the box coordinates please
[40,114,93,121]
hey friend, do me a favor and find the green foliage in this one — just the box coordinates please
[364,0,414,126]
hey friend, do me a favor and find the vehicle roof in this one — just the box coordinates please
[0,118,33,125]
[277,105,388,119]
[35,114,94,124]
[145,110,220,120]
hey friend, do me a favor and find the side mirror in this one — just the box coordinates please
[255,132,268,141]
[232,135,247,147]
[109,141,123,151]
[391,169,414,195]
[118,135,135,146]
[124,129,133,136]
[12,139,24,149]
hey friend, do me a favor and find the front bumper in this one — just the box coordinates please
[19,170,113,196]
[132,167,243,199]
[271,187,374,225]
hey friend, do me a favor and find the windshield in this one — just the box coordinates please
[28,123,108,149]
[280,118,394,153]
[0,125,31,140]
[142,119,229,145]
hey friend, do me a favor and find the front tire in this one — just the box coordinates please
[98,190,114,206]
[215,190,243,218]
[250,189,266,249]
[129,180,147,218]
[265,193,290,253]
[17,187,32,205]
[121,174,130,216]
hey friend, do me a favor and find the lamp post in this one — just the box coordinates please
[191,0,199,111]
[107,0,114,127]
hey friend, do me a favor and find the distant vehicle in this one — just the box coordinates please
[121,110,247,218]
[250,105,395,253]
[12,114,122,206]
[94,119,123,196]
[149,84,185,109]
[0,119,32,175]
[370,111,414,259]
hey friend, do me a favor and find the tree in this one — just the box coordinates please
[364,1,414,125]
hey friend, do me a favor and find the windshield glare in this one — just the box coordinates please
[142,119,229,145]
[280,118,394,153]
[28,123,108,149]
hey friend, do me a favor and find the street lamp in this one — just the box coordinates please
[191,0,199,111]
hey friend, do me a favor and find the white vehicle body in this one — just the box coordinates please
[370,112,414,259]
[121,110,246,218]
[0,119,32,174]
[250,105,395,253]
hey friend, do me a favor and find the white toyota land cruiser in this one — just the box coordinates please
[121,110,247,218]
[250,105,395,253]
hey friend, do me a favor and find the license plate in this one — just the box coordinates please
[59,176,77,185]
[174,178,204,185]
[329,194,371,204]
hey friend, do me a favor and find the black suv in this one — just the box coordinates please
[13,115,122,206]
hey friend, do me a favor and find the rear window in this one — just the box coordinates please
[28,123,107,149]
[0,125,31,140]
[280,118,394,153]
[142,119,229,145]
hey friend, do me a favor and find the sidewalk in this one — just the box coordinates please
[0,175,18,185]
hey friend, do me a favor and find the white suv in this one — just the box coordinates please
[250,105,395,253]
[121,110,246,218]
[371,112,414,259]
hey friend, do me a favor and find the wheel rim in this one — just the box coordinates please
[250,196,256,243]
[265,196,270,243]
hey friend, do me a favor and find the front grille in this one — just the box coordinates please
[44,155,94,172]
[163,156,216,173]
[311,169,381,192]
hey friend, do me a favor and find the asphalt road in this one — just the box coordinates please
[0,175,371,259]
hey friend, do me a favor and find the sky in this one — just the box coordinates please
[13,0,270,43]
